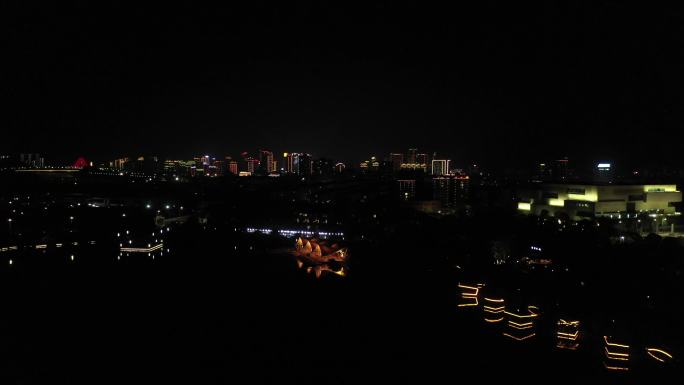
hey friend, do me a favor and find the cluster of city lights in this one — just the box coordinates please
[120,243,164,253]
[246,227,344,239]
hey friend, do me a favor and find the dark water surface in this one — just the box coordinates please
[0,239,679,384]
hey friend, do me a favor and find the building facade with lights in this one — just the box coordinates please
[517,183,682,220]
[431,159,450,176]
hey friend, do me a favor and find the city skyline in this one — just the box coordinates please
[5,2,684,169]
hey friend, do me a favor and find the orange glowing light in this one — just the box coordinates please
[503,332,535,341]
[458,297,478,307]
[603,363,629,371]
[484,297,504,303]
[646,348,673,363]
[604,336,629,349]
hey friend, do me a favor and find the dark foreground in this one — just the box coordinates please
[0,236,681,385]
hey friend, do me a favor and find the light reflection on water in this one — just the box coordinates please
[457,282,675,371]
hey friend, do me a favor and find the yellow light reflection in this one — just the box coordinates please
[458,296,478,307]
[604,363,629,371]
[604,336,629,349]
[503,332,535,341]
[646,348,673,363]
[484,297,504,303]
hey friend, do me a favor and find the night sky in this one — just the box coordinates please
[4,2,684,170]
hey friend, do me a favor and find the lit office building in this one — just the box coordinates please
[19,153,44,168]
[432,175,470,208]
[284,153,292,172]
[245,157,259,174]
[400,149,428,172]
[431,159,450,175]
[594,162,614,183]
[285,153,312,175]
[211,160,224,176]
[164,160,194,176]
[535,157,573,182]
[360,156,380,172]
[229,161,238,175]
[193,155,213,175]
[398,179,416,201]
[259,150,274,173]
[124,156,163,175]
[285,152,309,175]
[110,157,129,170]
[164,160,178,173]
[517,183,682,220]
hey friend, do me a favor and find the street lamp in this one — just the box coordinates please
[7,218,12,234]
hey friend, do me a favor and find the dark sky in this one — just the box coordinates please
[3,1,684,170]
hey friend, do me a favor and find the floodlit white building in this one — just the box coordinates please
[518,184,682,220]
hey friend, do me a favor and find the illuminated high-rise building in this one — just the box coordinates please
[594,162,614,184]
[229,161,238,175]
[125,156,162,175]
[164,159,194,176]
[246,157,259,174]
[360,156,380,172]
[20,153,44,168]
[285,153,312,175]
[286,153,298,174]
[432,175,470,208]
[259,150,274,173]
[111,157,129,170]
[335,162,346,173]
[212,159,224,176]
[431,159,450,176]
[400,149,428,172]
[398,179,416,201]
